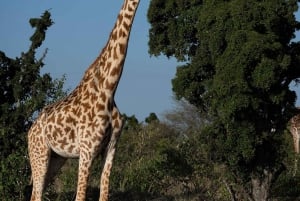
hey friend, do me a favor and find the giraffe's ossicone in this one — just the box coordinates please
[28,1,140,201]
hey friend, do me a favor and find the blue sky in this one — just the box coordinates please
[1,1,300,121]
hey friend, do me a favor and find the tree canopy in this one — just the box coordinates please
[148,0,300,200]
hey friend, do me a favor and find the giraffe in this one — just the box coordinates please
[27,0,140,200]
[289,107,300,176]
[289,108,300,154]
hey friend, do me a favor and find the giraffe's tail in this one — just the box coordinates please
[29,175,33,185]
[24,174,33,199]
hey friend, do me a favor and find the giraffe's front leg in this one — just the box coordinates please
[28,132,51,201]
[99,107,123,201]
[75,150,94,201]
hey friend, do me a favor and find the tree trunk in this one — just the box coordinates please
[251,170,273,201]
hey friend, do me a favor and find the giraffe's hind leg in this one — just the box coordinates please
[28,133,51,201]
[99,106,123,201]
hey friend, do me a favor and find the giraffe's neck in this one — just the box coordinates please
[80,0,140,98]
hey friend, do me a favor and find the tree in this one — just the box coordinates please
[0,11,67,200]
[145,112,159,124]
[148,0,300,200]
[123,114,140,130]
[163,99,204,134]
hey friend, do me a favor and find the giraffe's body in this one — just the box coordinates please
[289,108,300,176]
[289,109,300,154]
[28,1,140,200]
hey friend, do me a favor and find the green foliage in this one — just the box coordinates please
[271,174,300,201]
[110,107,234,200]
[148,0,300,199]
[269,130,300,200]
[145,112,159,124]
[111,121,179,193]
[122,114,140,130]
[0,11,67,200]
[148,0,201,61]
